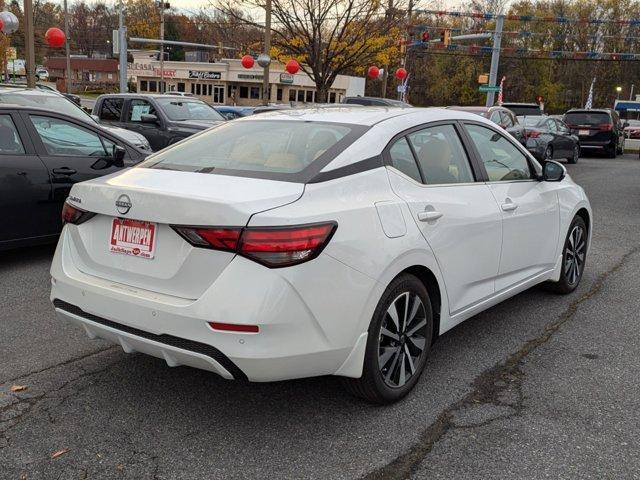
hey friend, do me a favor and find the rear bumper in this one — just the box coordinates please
[50,227,377,382]
[576,139,614,149]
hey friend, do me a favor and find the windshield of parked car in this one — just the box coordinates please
[564,112,611,125]
[0,91,95,123]
[155,98,224,121]
[139,120,365,180]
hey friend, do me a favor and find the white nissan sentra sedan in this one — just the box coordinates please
[51,107,591,403]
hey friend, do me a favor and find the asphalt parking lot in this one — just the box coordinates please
[1,154,639,480]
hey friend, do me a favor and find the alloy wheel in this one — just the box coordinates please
[565,224,586,285]
[378,292,428,388]
[545,146,553,160]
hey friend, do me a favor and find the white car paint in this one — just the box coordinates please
[50,107,592,387]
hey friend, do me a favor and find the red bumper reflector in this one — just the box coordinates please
[209,322,259,333]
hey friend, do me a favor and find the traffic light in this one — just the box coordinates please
[421,31,430,43]
[439,29,451,46]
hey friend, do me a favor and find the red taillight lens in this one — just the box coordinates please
[172,222,337,268]
[239,223,337,267]
[525,130,541,138]
[61,202,96,225]
[208,322,259,333]
[598,123,613,131]
[173,227,241,251]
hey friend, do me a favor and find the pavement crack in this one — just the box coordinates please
[363,244,640,480]
[0,345,118,385]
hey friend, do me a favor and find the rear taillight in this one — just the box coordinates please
[173,222,337,268]
[525,130,541,138]
[598,123,614,131]
[61,202,96,225]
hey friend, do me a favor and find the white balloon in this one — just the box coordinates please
[0,11,19,34]
[257,53,271,68]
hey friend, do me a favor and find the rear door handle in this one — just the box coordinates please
[417,211,443,222]
[52,167,77,175]
[501,201,518,212]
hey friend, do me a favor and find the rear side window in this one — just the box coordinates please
[30,115,107,157]
[140,120,364,180]
[99,98,124,121]
[564,112,611,125]
[407,125,474,185]
[389,137,421,182]
[0,115,25,154]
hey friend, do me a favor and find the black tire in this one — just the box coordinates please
[617,138,624,155]
[544,145,553,161]
[607,142,616,158]
[342,273,433,404]
[567,145,579,164]
[546,216,588,294]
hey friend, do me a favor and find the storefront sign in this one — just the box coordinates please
[279,73,294,84]
[237,73,264,80]
[127,62,176,78]
[189,70,222,80]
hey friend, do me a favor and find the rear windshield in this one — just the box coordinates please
[519,116,545,126]
[139,120,367,182]
[0,91,94,123]
[564,112,611,125]
[502,104,541,116]
[155,98,224,121]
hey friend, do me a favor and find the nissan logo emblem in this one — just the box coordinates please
[115,194,132,215]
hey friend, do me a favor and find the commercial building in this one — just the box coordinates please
[127,56,365,106]
[45,57,119,84]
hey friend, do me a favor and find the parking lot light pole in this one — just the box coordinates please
[63,0,72,93]
[118,0,127,93]
[262,0,271,106]
[24,0,36,88]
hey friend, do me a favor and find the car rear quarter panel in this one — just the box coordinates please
[247,167,448,348]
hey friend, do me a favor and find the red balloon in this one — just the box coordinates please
[285,59,299,75]
[241,54,254,69]
[45,27,66,48]
[395,68,408,80]
[367,65,380,79]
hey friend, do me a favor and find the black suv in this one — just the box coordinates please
[93,94,225,151]
[563,109,626,158]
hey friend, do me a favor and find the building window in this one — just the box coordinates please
[329,92,336,103]
[250,86,260,99]
[149,80,157,92]
[178,82,185,92]
[140,80,148,92]
[239,86,249,98]
[213,85,225,104]
[289,89,296,102]
[277,88,283,101]
[306,90,314,103]
[297,90,305,102]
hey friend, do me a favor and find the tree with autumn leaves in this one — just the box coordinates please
[217,0,407,102]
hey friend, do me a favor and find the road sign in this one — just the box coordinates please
[479,85,500,93]
[478,73,489,84]
[397,85,406,93]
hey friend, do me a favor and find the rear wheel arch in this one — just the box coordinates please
[396,265,442,341]
[575,207,591,237]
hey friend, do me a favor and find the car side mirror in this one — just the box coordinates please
[542,160,566,182]
[140,114,159,124]
[112,145,126,167]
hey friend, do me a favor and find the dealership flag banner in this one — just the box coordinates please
[585,78,595,109]
[497,76,506,105]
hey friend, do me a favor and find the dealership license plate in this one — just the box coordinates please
[109,218,157,259]
[578,129,590,136]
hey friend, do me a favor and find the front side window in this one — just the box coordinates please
[500,111,514,127]
[140,120,362,179]
[31,115,107,157]
[0,115,25,154]
[100,98,124,121]
[466,123,533,182]
[155,98,224,121]
[127,99,156,122]
[407,125,474,185]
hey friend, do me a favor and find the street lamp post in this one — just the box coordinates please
[616,86,622,100]
[262,0,271,106]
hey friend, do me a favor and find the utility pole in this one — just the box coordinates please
[159,1,165,92]
[630,84,635,100]
[24,0,35,88]
[486,14,504,107]
[262,0,271,105]
[63,0,72,93]
[118,0,127,92]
